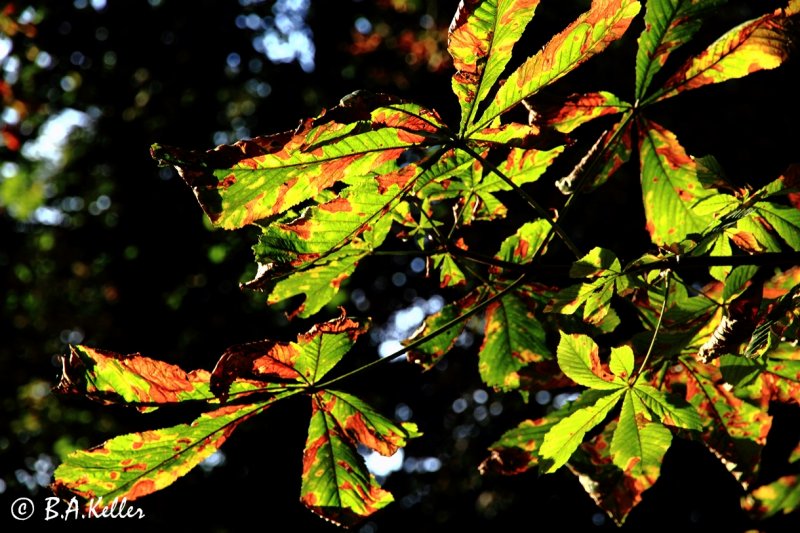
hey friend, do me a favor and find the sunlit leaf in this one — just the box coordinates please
[537,91,630,134]
[300,396,393,526]
[151,94,444,230]
[638,118,714,245]
[555,332,621,390]
[652,2,800,102]
[568,421,660,525]
[210,314,365,395]
[448,0,542,132]
[479,291,551,393]
[405,291,480,369]
[477,0,641,132]
[52,401,270,504]
[667,359,772,486]
[56,345,218,412]
[635,0,727,99]
[539,388,625,473]
[743,475,800,519]
[610,392,672,484]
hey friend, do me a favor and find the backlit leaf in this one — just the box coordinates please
[300,396,393,526]
[537,91,630,134]
[477,0,641,132]
[405,291,480,369]
[52,400,270,504]
[652,2,800,102]
[56,345,218,412]
[210,314,365,395]
[480,410,570,475]
[555,332,621,390]
[639,118,714,245]
[151,94,444,230]
[743,474,800,519]
[668,359,772,486]
[568,421,660,525]
[316,390,421,457]
[448,0,542,132]
[479,291,551,393]
[539,388,625,473]
[635,0,727,99]
[610,392,672,484]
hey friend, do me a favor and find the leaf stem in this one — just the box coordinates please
[454,142,582,259]
[631,271,671,385]
[314,273,530,389]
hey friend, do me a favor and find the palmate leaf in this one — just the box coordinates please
[301,390,421,525]
[475,0,641,133]
[638,118,714,245]
[635,0,727,99]
[52,400,272,505]
[151,93,445,230]
[448,0,542,133]
[609,393,673,491]
[651,1,800,103]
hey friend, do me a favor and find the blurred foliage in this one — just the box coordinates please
[1,1,799,531]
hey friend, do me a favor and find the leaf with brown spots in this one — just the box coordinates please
[52,399,272,506]
[299,394,396,527]
[55,345,265,412]
[651,1,800,103]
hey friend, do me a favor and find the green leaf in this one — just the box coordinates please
[609,345,634,381]
[479,291,551,393]
[539,388,625,473]
[610,391,672,482]
[632,382,702,430]
[667,359,772,486]
[432,253,468,288]
[651,3,799,103]
[300,396,394,526]
[476,0,641,132]
[638,118,714,245]
[52,401,269,504]
[635,0,727,99]
[493,219,551,268]
[317,390,421,457]
[151,94,444,230]
[754,201,800,251]
[743,474,800,519]
[56,345,218,412]
[568,421,660,525]
[210,314,365,395]
[480,410,571,475]
[405,291,479,369]
[556,332,621,390]
[538,91,630,134]
[448,0,542,133]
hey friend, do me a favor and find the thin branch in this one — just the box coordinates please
[455,141,582,259]
[631,271,671,385]
[314,273,530,389]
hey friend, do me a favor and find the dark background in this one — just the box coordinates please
[2,1,799,531]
